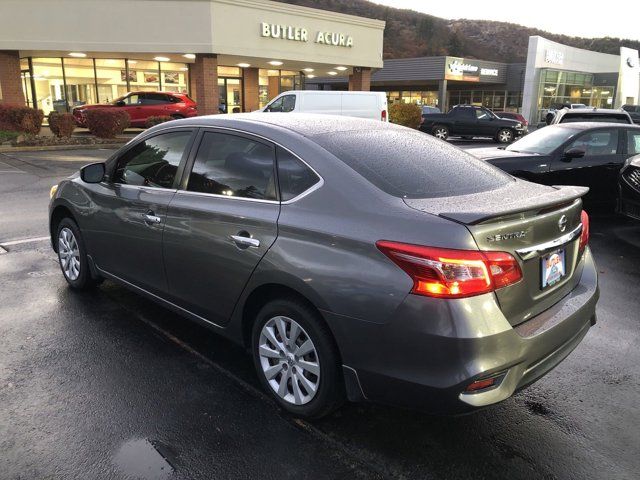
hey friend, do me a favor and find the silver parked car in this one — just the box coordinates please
[49,114,599,418]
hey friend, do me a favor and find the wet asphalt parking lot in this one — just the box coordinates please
[1,141,639,480]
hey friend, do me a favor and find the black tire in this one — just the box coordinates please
[495,128,514,144]
[55,218,101,290]
[432,125,449,141]
[251,297,344,419]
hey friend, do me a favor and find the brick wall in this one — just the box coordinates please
[348,67,372,91]
[189,54,218,115]
[0,50,26,105]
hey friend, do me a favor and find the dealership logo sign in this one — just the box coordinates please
[545,49,564,65]
[448,60,479,76]
[261,23,354,47]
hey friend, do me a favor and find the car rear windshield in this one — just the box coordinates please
[560,114,630,124]
[312,129,512,199]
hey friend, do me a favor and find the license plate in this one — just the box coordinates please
[541,249,566,289]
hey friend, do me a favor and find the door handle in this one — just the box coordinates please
[143,212,162,224]
[231,234,260,248]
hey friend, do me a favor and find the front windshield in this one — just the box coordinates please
[506,126,576,155]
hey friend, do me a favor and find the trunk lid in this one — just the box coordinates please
[404,180,587,326]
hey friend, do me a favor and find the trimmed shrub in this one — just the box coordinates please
[85,109,130,138]
[389,103,422,129]
[48,112,77,138]
[0,104,44,135]
[145,115,173,128]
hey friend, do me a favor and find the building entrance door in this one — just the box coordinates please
[218,77,243,113]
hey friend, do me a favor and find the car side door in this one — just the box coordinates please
[83,128,196,294]
[141,93,174,118]
[449,107,474,136]
[475,108,496,136]
[546,128,625,204]
[162,129,280,325]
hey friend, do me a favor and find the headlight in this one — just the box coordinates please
[515,123,522,128]
[50,184,59,199]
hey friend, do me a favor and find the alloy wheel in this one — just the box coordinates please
[499,130,513,143]
[58,227,80,281]
[434,128,448,139]
[258,315,321,405]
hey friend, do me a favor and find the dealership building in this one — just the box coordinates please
[0,0,384,116]
[310,36,640,125]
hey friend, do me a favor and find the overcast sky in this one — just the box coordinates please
[367,0,640,41]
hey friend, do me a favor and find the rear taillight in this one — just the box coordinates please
[381,110,387,122]
[578,210,589,255]
[376,241,522,299]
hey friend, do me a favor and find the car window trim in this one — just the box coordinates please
[178,127,279,202]
[109,127,197,190]
[175,126,324,205]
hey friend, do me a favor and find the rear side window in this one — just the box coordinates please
[313,128,511,198]
[628,130,640,155]
[186,131,276,200]
[113,131,192,188]
[276,147,320,201]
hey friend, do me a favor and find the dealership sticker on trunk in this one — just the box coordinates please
[541,249,566,289]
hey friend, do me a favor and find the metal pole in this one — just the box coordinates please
[27,57,37,110]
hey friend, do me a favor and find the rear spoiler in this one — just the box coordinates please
[404,181,588,225]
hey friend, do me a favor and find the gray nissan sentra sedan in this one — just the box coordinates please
[49,114,599,418]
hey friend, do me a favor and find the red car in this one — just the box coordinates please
[494,111,528,126]
[73,91,197,128]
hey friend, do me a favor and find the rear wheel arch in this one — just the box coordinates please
[240,284,341,361]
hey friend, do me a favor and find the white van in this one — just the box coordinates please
[260,90,388,121]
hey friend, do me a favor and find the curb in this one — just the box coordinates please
[0,143,126,153]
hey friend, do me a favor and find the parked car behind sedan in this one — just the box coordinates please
[550,107,632,125]
[474,122,640,208]
[420,105,525,143]
[618,154,640,219]
[495,111,528,128]
[73,91,198,128]
[622,105,640,124]
[49,114,598,418]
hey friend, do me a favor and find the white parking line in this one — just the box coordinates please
[0,236,50,246]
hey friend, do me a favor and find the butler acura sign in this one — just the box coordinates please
[261,22,354,47]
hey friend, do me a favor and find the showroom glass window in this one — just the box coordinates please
[186,131,276,200]
[113,131,192,188]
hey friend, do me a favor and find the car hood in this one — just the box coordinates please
[471,147,541,160]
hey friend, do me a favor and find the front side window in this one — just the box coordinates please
[276,147,320,201]
[187,132,276,200]
[266,95,296,112]
[475,109,492,120]
[506,126,576,155]
[568,129,619,156]
[113,131,192,188]
[121,94,141,105]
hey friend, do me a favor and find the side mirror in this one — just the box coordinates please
[115,100,126,107]
[562,147,586,161]
[80,162,106,183]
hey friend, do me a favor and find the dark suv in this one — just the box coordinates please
[73,91,198,128]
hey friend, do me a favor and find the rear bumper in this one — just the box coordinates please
[327,248,599,414]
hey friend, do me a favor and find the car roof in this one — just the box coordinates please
[548,122,640,130]
[152,113,401,138]
[560,108,628,115]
